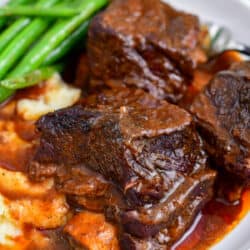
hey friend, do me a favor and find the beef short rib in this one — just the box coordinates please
[87,0,206,103]
[29,89,215,249]
[191,61,250,186]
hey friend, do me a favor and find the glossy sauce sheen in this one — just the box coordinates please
[173,51,249,250]
[173,189,250,250]
[0,51,248,249]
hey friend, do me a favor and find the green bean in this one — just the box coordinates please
[9,0,108,77]
[0,0,31,30]
[0,21,49,80]
[0,0,60,80]
[0,18,31,52]
[0,6,80,18]
[0,0,60,103]
[0,0,62,53]
[0,65,63,90]
[0,87,13,103]
[0,18,30,52]
[43,20,89,66]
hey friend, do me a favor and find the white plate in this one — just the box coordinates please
[163,1,250,250]
[164,0,250,44]
[1,0,249,249]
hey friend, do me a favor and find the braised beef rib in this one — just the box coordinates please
[87,0,206,103]
[29,89,215,249]
[191,61,250,186]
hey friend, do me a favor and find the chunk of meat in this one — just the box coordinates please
[88,0,206,103]
[30,101,209,206]
[56,166,109,198]
[84,87,165,109]
[120,190,207,250]
[190,61,250,186]
[120,170,214,238]
[29,91,216,248]
[64,211,119,250]
[74,54,91,90]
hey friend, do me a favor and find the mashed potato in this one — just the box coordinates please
[0,75,78,249]
[17,73,81,121]
[0,195,21,247]
[0,166,70,249]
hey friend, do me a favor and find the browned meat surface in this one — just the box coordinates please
[88,0,206,103]
[120,189,208,250]
[84,87,165,109]
[29,89,216,249]
[74,54,91,90]
[191,61,250,186]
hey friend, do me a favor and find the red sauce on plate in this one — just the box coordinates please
[173,189,250,250]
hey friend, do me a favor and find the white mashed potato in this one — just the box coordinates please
[0,195,21,246]
[0,75,78,248]
[0,167,69,249]
[17,73,81,120]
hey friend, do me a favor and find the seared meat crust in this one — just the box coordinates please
[88,0,206,103]
[29,89,215,249]
[191,61,250,185]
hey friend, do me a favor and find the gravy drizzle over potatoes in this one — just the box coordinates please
[0,76,80,249]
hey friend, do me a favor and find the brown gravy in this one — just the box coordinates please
[0,51,248,250]
[173,189,250,250]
